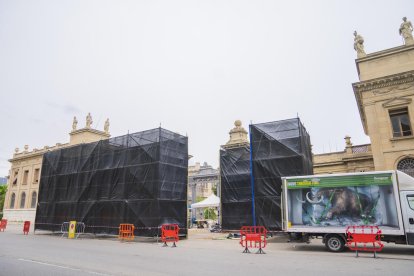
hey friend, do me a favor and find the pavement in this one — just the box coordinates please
[1,224,414,276]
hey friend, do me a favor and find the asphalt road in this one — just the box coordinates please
[1,225,414,276]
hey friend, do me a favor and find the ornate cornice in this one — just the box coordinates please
[352,70,414,93]
[70,128,110,137]
[313,161,345,167]
[9,143,70,162]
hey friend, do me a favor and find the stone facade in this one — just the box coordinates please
[188,162,219,206]
[313,138,375,174]
[2,114,110,223]
[315,23,414,177]
[353,44,414,176]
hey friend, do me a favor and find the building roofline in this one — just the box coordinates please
[355,44,414,64]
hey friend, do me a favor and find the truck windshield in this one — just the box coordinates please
[408,195,414,210]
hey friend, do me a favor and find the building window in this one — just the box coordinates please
[408,195,414,211]
[22,170,29,185]
[397,157,414,177]
[12,170,18,185]
[20,192,26,208]
[10,193,16,209]
[33,168,40,184]
[389,108,412,137]
[31,192,37,208]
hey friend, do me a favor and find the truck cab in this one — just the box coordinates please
[397,171,414,245]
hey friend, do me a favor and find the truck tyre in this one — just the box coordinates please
[325,234,345,252]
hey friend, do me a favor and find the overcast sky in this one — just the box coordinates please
[0,0,413,176]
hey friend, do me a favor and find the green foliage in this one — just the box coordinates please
[0,185,7,218]
[212,185,217,196]
[204,208,217,220]
[196,196,205,203]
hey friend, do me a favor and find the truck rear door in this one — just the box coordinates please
[401,191,414,245]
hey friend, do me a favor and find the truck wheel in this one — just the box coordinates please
[325,234,345,252]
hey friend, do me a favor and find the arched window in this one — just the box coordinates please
[397,158,414,177]
[31,191,37,208]
[10,193,15,209]
[20,192,26,209]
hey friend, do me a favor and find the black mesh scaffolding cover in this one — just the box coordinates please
[35,128,188,236]
[220,146,253,230]
[250,118,313,230]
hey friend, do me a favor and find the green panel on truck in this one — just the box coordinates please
[286,173,392,189]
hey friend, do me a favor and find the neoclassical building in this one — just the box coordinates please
[188,162,219,206]
[314,17,414,177]
[2,114,110,223]
[313,137,375,174]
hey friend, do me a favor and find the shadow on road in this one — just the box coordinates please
[283,242,414,261]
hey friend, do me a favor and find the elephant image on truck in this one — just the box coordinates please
[282,171,414,252]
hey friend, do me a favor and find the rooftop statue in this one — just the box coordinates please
[353,31,366,58]
[399,17,414,45]
[86,113,93,128]
[104,118,110,134]
[72,116,78,131]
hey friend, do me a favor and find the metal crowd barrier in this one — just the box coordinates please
[60,222,86,238]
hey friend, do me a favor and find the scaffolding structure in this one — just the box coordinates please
[220,118,313,230]
[220,146,253,230]
[250,118,313,230]
[35,128,188,236]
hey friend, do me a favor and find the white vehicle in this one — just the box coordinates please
[281,170,414,252]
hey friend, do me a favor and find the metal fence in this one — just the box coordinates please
[60,222,86,238]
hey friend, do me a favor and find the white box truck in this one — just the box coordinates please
[282,170,414,252]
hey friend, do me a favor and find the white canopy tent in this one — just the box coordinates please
[191,194,220,209]
[191,194,220,225]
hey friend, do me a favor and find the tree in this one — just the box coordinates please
[196,196,205,203]
[0,185,7,219]
[212,185,217,196]
[204,208,217,220]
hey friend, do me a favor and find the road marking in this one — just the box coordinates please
[18,258,111,275]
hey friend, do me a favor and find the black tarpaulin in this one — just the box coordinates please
[250,118,313,230]
[35,128,188,236]
[219,146,253,230]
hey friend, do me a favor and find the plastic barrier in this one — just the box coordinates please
[240,226,267,254]
[161,224,179,247]
[119,224,135,241]
[0,219,7,232]
[346,225,384,258]
[60,221,86,238]
[23,221,30,235]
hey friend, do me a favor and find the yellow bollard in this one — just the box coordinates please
[68,221,77,239]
